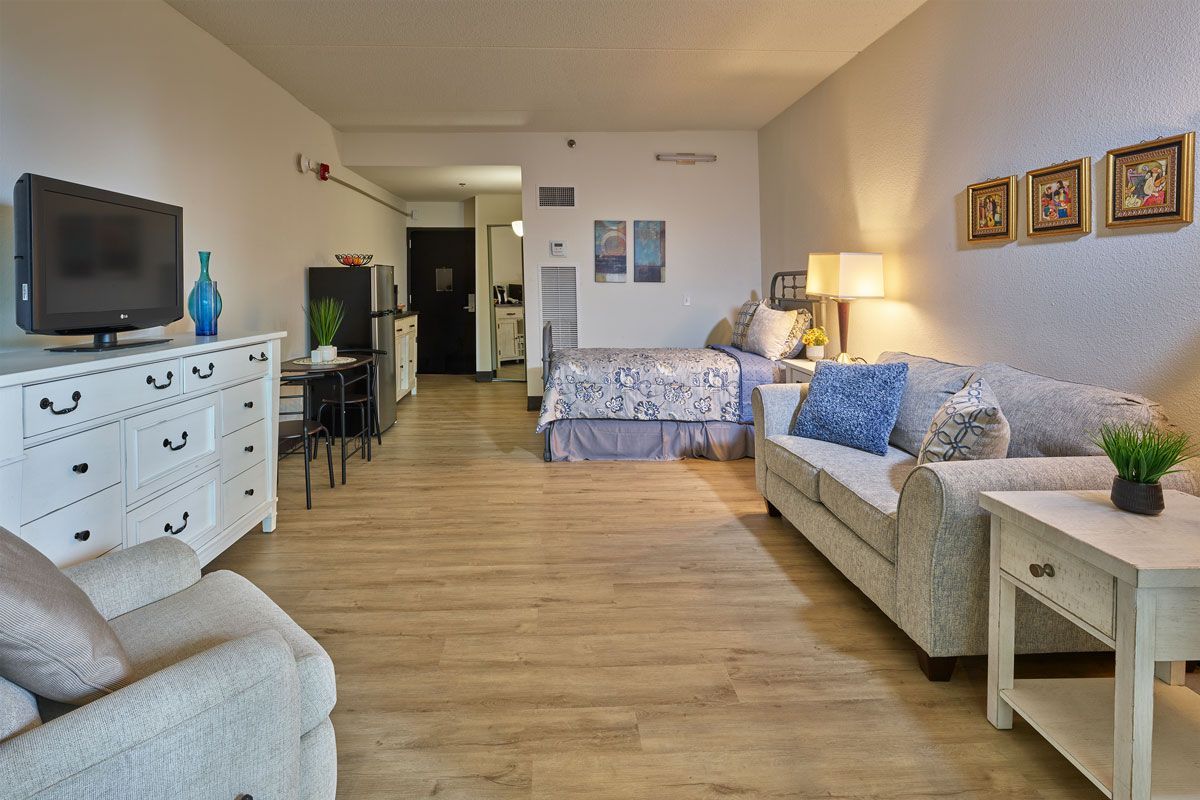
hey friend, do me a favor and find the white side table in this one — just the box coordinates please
[981,490,1200,800]
[779,357,817,384]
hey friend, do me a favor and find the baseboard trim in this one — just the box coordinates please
[475,371,495,383]
[527,396,540,411]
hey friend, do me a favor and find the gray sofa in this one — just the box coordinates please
[0,538,336,799]
[753,353,1196,680]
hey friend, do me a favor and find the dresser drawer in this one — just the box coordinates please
[183,344,270,393]
[221,418,266,479]
[21,422,121,524]
[126,395,219,503]
[23,358,181,438]
[223,461,267,525]
[128,466,221,550]
[221,379,266,434]
[21,484,123,567]
[1000,522,1116,637]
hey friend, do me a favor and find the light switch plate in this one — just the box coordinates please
[549,240,566,257]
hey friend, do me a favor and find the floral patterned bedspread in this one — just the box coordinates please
[537,347,760,432]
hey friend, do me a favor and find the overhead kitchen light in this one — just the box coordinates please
[511,220,524,237]
[655,153,717,165]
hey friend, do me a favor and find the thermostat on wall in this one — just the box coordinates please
[549,240,566,257]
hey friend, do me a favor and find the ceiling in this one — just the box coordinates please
[353,165,522,201]
[166,0,926,133]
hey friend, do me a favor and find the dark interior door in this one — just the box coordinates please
[408,228,476,374]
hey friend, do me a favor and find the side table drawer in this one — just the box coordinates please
[1000,522,1115,637]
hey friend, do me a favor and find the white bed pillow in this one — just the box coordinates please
[744,302,798,359]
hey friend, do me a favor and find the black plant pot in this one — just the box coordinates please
[1110,476,1165,516]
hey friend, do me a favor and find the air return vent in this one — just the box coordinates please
[538,186,575,208]
[540,265,578,347]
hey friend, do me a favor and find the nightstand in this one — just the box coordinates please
[779,358,817,384]
[981,490,1200,800]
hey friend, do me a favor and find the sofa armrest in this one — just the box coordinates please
[0,630,301,800]
[63,537,201,620]
[752,383,809,493]
[896,456,1105,657]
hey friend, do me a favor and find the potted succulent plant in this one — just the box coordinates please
[305,297,345,362]
[1093,423,1193,515]
[801,326,830,360]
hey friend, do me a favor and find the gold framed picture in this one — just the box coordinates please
[1026,158,1091,237]
[1105,132,1194,227]
[967,176,1017,242]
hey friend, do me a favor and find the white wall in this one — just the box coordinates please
[339,131,762,396]
[0,0,407,359]
[759,0,1200,437]
[408,202,468,228]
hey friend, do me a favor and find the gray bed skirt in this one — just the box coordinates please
[545,419,754,462]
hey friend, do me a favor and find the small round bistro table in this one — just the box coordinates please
[281,353,375,485]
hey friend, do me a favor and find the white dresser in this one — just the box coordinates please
[394,312,418,401]
[0,331,285,568]
[495,304,524,363]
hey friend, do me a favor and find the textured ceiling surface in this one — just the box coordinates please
[167,0,925,132]
[351,164,522,201]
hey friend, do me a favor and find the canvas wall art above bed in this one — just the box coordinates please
[538,271,816,462]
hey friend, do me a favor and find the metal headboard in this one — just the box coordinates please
[768,269,815,314]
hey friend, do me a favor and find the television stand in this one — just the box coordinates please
[46,332,171,353]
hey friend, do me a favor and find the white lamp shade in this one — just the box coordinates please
[806,252,884,299]
[511,220,524,237]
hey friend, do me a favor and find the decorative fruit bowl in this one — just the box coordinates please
[335,253,373,267]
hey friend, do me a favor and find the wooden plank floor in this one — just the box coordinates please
[209,375,1193,799]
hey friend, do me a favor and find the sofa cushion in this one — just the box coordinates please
[878,352,975,456]
[109,570,335,734]
[918,374,1011,464]
[818,451,916,563]
[792,361,908,456]
[0,527,133,705]
[765,435,844,500]
[979,362,1167,458]
[0,676,40,743]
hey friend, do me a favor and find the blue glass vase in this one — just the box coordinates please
[187,251,223,336]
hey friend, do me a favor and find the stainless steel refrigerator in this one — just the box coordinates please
[307,265,398,433]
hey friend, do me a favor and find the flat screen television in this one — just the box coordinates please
[14,174,183,352]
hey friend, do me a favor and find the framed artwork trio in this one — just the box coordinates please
[966,131,1194,243]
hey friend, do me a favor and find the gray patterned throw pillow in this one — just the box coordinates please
[730,300,758,349]
[918,374,1011,465]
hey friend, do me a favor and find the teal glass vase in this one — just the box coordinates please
[187,251,223,335]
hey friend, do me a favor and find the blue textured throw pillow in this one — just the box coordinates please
[791,361,909,456]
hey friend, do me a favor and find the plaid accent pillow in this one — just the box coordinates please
[781,308,814,358]
[730,300,758,349]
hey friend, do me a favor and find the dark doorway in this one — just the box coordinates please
[408,228,476,374]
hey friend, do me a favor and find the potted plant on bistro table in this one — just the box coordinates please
[305,297,345,363]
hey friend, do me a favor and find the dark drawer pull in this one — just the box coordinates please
[248,352,268,362]
[40,391,81,415]
[1028,563,1056,579]
[72,462,89,474]
[146,371,174,390]
[192,363,215,379]
[244,445,254,453]
[244,488,255,497]
[74,529,91,541]
[243,401,254,409]
[163,431,189,451]
[164,511,190,536]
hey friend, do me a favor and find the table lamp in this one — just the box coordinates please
[805,252,885,363]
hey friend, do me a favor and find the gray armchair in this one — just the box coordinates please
[0,538,336,800]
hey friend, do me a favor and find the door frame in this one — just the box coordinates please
[486,223,526,383]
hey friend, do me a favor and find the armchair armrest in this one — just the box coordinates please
[895,456,1196,657]
[752,383,809,493]
[62,537,200,620]
[0,630,301,800]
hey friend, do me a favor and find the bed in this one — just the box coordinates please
[538,270,815,462]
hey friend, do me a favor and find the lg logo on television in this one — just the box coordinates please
[119,313,129,320]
